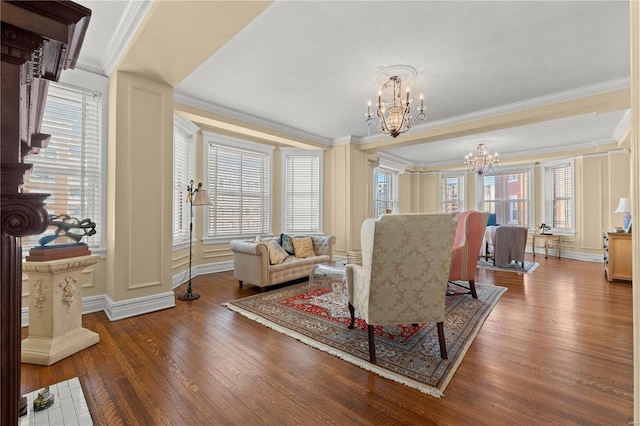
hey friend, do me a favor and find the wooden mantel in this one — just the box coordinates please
[0,1,90,423]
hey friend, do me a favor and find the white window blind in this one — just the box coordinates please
[173,120,195,245]
[206,143,270,238]
[481,170,530,227]
[546,162,573,230]
[22,82,103,249]
[440,174,464,213]
[373,167,397,219]
[284,153,321,233]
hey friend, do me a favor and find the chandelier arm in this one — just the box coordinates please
[376,107,391,134]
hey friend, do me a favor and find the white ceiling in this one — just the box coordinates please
[74,0,631,168]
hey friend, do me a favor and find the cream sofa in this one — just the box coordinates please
[230,235,335,291]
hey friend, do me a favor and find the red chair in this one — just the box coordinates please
[449,211,489,299]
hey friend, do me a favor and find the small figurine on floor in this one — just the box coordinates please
[539,223,552,235]
[33,386,55,411]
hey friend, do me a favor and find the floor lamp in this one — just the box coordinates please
[178,180,210,301]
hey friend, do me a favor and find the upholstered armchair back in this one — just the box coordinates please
[346,214,457,326]
[450,211,489,281]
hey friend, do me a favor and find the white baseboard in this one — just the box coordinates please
[172,261,233,289]
[527,248,602,263]
[104,291,176,321]
[23,291,176,325]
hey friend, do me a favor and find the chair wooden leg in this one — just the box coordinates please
[238,280,243,288]
[367,324,376,364]
[469,280,478,299]
[348,303,355,329]
[437,322,448,359]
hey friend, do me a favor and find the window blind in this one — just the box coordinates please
[22,82,103,249]
[206,143,270,238]
[548,163,573,229]
[284,154,320,233]
[173,123,194,245]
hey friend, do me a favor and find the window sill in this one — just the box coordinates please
[203,235,276,245]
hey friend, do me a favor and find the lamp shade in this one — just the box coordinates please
[615,197,631,213]
[192,189,211,206]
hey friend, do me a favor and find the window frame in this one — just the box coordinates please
[280,148,323,234]
[542,159,575,235]
[21,69,108,255]
[439,172,465,213]
[476,165,534,229]
[172,115,199,250]
[202,131,274,244]
[372,166,399,219]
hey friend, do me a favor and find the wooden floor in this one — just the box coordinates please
[21,256,633,425]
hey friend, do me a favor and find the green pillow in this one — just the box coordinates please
[280,233,295,255]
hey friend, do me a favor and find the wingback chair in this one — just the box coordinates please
[345,214,457,364]
[449,211,489,299]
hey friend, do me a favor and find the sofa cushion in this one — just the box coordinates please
[292,236,315,258]
[280,233,295,255]
[268,240,289,265]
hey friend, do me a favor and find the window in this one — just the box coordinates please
[440,173,464,213]
[204,133,272,240]
[173,116,197,247]
[480,168,532,227]
[22,80,105,250]
[372,167,398,219]
[282,149,322,233]
[544,161,574,232]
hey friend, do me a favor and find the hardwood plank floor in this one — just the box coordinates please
[20,256,633,425]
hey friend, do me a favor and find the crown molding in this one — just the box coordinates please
[409,138,616,170]
[174,91,331,146]
[359,78,630,144]
[101,0,153,76]
[74,61,107,77]
[612,109,632,141]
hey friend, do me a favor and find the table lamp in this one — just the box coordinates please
[614,197,631,232]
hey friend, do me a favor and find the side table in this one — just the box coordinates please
[532,233,561,259]
[308,261,347,303]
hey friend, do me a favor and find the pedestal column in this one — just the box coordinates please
[21,255,100,366]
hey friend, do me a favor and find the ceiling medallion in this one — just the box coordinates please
[464,143,499,175]
[365,65,426,138]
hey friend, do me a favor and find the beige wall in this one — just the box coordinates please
[20,119,632,312]
[105,70,174,302]
[325,143,368,256]
[392,151,631,260]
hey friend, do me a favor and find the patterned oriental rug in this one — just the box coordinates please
[476,258,539,274]
[224,281,506,397]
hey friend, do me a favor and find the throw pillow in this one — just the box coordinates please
[268,240,288,265]
[292,236,315,258]
[280,233,295,255]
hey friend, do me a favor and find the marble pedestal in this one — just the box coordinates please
[22,255,100,366]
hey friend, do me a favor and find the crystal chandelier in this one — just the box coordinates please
[366,75,426,138]
[464,143,499,175]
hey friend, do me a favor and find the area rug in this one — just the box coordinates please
[224,281,506,397]
[477,258,539,274]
